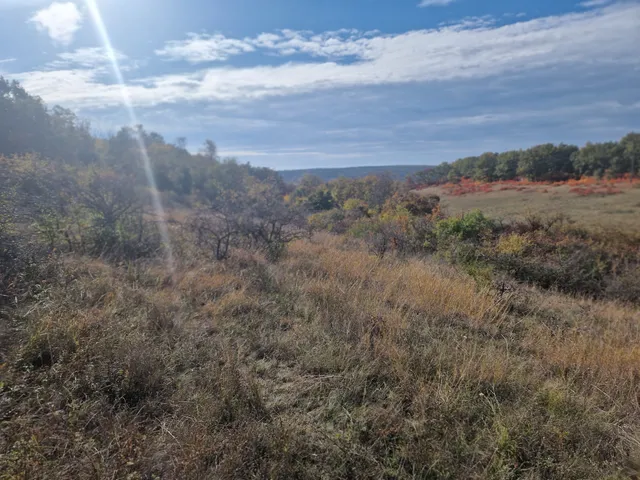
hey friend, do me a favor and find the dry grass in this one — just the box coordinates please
[1,233,639,479]
[418,182,640,233]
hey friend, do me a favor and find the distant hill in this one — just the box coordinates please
[278,165,432,183]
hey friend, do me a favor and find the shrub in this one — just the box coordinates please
[435,210,495,244]
[605,266,640,303]
[0,227,52,307]
[0,161,57,306]
[343,198,369,216]
[349,217,406,258]
[186,212,240,261]
[308,209,347,233]
[383,192,440,217]
[496,233,531,256]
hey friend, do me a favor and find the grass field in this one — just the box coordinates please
[418,181,640,232]
[2,233,640,479]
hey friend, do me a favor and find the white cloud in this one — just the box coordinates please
[418,0,456,7]
[0,58,17,64]
[156,29,374,63]
[404,102,640,129]
[13,3,640,109]
[579,0,611,7]
[253,29,373,58]
[28,2,83,45]
[156,33,256,63]
[48,47,126,69]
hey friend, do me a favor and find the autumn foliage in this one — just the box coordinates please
[429,175,638,196]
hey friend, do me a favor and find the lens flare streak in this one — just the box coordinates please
[84,0,175,276]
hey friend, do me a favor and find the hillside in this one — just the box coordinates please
[2,230,639,479]
[2,78,640,479]
[279,164,431,183]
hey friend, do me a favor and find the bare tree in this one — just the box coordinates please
[186,212,240,261]
[241,182,309,260]
[188,177,308,261]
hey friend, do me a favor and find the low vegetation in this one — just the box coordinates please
[1,78,640,479]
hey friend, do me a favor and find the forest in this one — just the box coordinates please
[410,135,639,186]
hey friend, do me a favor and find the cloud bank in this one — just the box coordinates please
[13,3,640,109]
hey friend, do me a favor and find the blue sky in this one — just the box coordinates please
[0,0,638,169]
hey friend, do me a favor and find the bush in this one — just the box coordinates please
[349,217,406,258]
[606,266,640,303]
[487,245,613,297]
[435,210,495,244]
[186,212,240,261]
[496,233,531,256]
[0,164,55,306]
[0,228,49,306]
[383,192,440,217]
[308,209,353,234]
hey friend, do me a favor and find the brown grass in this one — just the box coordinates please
[1,233,639,479]
[418,183,640,233]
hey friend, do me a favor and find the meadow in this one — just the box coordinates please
[418,178,640,233]
[2,232,640,479]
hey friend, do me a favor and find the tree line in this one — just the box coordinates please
[0,77,304,271]
[0,77,258,199]
[411,134,640,185]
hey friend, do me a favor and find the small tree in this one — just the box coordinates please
[435,210,495,244]
[75,171,160,259]
[189,164,307,261]
[305,189,334,211]
[242,181,309,261]
[186,212,239,261]
[201,139,219,163]
[349,216,406,258]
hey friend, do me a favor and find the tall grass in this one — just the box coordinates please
[1,234,638,478]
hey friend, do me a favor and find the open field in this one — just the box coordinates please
[2,233,640,479]
[418,180,640,233]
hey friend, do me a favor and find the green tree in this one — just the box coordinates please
[305,189,335,211]
[179,167,193,195]
[0,77,97,164]
[495,150,521,180]
[201,139,219,163]
[412,163,451,185]
[473,152,498,182]
[518,144,577,181]
[571,142,621,177]
[621,132,640,178]
[453,156,479,179]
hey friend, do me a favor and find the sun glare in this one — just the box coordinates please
[83,0,175,278]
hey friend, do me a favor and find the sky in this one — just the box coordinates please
[0,0,639,169]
